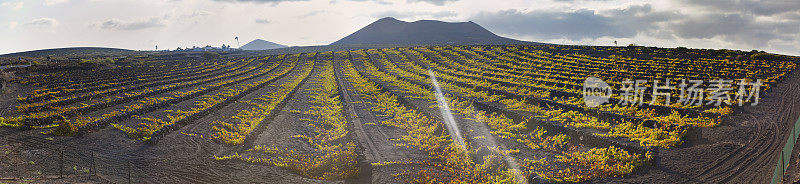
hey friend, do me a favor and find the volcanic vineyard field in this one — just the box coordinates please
[0,45,796,183]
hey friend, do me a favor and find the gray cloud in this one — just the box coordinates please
[211,0,308,4]
[553,0,612,1]
[5,0,800,56]
[255,18,271,24]
[297,10,326,18]
[1,1,24,9]
[663,0,800,48]
[23,18,58,27]
[679,0,800,16]
[337,0,391,5]
[471,5,674,40]
[372,10,457,19]
[670,13,750,39]
[97,18,165,30]
[406,0,457,6]
[179,11,210,19]
[471,2,800,53]
[668,13,800,47]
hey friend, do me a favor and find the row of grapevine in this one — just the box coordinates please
[216,53,360,180]
[352,49,649,182]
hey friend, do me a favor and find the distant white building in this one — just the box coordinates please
[188,45,235,52]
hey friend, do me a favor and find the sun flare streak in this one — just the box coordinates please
[428,68,465,147]
[429,68,526,183]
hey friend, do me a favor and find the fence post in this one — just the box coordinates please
[91,152,96,176]
[127,161,132,184]
[18,150,23,180]
[59,149,64,179]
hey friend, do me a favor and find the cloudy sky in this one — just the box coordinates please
[1,0,799,55]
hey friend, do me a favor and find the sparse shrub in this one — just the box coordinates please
[202,51,221,60]
[80,58,115,64]
[751,53,781,61]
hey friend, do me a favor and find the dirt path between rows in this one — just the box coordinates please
[0,55,332,184]
[335,52,437,183]
[2,53,799,183]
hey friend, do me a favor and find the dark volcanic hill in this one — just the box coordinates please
[1,47,135,58]
[239,39,289,50]
[331,17,541,46]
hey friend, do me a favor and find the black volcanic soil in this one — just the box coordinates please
[785,134,800,183]
[603,66,800,183]
[0,50,799,183]
[334,59,430,183]
[0,56,333,183]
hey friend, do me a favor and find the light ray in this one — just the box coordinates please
[428,68,465,147]
[429,68,527,184]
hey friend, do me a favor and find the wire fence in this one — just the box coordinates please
[0,133,259,183]
[7,116,798,183]
[0,136,150,183]
[772,115,800,184]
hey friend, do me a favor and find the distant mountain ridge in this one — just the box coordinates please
[331,17,540,46]
[1,47,135,57]
[239,39,288,50]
